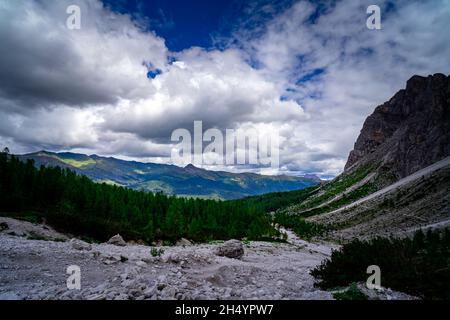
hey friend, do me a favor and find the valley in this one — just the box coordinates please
[17,151,318,200]
[1,74,449,300]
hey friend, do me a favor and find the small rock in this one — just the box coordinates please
[143,286,157,298]
[157,275,167,283]
[86,293,106,300]
[114,293,129,300]
[162,285,177,298]
[273,293,282,299]
[0,222,9,231]
[176,238,193,246]
[102,255,121,265]
[107,234,126,246]
[157,283,166,291]
[128,289,142,297]
[70,238,92,251]
[121,279,136,289]
[276,280,284,287]
[136,260,147,267]
[175,292,185,300]
[106,292,117,299]
[214,239,244,259]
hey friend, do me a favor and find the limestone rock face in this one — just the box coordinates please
[214,239,244,259]
[345,73,450,179]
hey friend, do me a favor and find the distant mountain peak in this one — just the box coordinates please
[184,163,199,170]
[18,151,319,199]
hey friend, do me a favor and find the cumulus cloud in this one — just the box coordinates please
[0,0,167,109]
[0,0,449,178]
[102,48,306,140]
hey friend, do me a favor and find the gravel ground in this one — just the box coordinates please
[0,217,413,300]
[0,217,334,300]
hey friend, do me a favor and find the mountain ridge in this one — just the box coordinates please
[345,73,450,181]
[17,150,320,200]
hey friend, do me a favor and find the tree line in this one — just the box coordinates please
[235,186,318,213]
[0,153,276,243]
[311,229,450,299]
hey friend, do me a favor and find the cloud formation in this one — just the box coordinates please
[0,0,449,177]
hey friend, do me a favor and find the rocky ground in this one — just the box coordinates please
[309,158,450,241]
[0,217,413,300]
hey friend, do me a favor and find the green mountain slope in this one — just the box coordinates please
[0,153,277,242]
[18,151,319,200]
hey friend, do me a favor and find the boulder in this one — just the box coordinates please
[0,222,9,231]
[107,234,126,246]
[214,239,244,259]
[127,239,146,246]
[70,238,92,251]
[101,254,122,265]
[176,238,192,246]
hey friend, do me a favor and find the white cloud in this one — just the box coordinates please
[228,0,450,176]
[0,0,167,107]
[0,0,449,178]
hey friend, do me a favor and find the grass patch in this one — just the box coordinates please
[150,247,165,257]
[333,283,368,300]
[235,186,319,213]
[297,182,378,217]
[60,158,96,168]
[285,164,376,215]
[208,240,225,245]
[27,231,51,241]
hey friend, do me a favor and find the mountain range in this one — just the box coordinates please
[17,151,319,200]
[279,73,450,240]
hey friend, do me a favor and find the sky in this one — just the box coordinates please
[0,0,449,178]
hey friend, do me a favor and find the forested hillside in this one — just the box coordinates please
[19,151,319,200]
[235,186,319,213]
[0,153,276,243]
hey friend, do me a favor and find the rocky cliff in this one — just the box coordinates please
[345,73,450,180]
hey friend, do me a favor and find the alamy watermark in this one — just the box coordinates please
[66,5,81,30]
[171,121,279,169]
[367,5,381,30]
[66,265,81,290]
[366,265,381,290]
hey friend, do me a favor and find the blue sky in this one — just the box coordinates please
[0,0,449,178]
[101,0,298,51]
[102,0,243,51]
